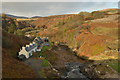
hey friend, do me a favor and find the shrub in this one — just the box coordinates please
[41,59,49,67]
[57,22,61,26]
[105,61,119,72]
[41,46,50,52]
[42,25,47,29]
[91,11,105,19]
[79,11,91,17]
[21,27,33,32]
[84,16,94,20]
[14,29,25,36]
[8,24,17,34]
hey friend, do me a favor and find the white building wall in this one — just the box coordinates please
[25,46,38,58]
[19,49,29,58]
[19,37,43,59]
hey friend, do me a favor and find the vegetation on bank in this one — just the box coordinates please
[105,60,119,72]
[2,8,119,78]
[41,45,51,52]
[41,59,49,67]
[40,48,57,65]
[39,68,59,78]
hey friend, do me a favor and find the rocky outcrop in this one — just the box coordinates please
[61,62,89,79]
[79,62,119,79]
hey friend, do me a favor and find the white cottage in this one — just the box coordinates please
[18,42,37,60]
[18,36,47,60]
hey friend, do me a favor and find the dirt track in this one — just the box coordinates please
[24,57,50,78]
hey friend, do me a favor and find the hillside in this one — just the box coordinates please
[2,8,119,78]
[24,8,119,60]
[2,21,37,78]
[2,49,37,78]
[30,14,75,28]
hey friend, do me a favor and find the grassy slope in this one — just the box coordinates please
[2,49,37,78]
[105,60,118,72]
[2,29,37,78]
[28,9,119,60]
[30,14,74,28]
[91,25,118,39]
[24,9,119,72]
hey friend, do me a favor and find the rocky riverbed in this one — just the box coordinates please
[23,44,119,79]
[62,62,89,79]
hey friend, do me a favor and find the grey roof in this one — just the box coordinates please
[34,39,39,43]
[25,44,37,52]
[34,38,43,45]
[37,37,42,41]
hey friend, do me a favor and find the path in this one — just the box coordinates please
[24,58,43,78]
[23,43,87,78]
[24,42,50,78]
[24,57,50,78]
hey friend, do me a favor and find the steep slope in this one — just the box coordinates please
[2,8,119,78]
[2,29,37,78]
[2,49,37,78]
[30,14,74,28]
[27,8,119,60]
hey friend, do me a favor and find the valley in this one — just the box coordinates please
[1,8,120,79]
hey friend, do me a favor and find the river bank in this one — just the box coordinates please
[23,43,119,79]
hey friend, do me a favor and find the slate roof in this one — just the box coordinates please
[24,37,44,52]
[37,37,42,41]
[25,43,37,52]
[34,39,39,44]
[34,37,43,44]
